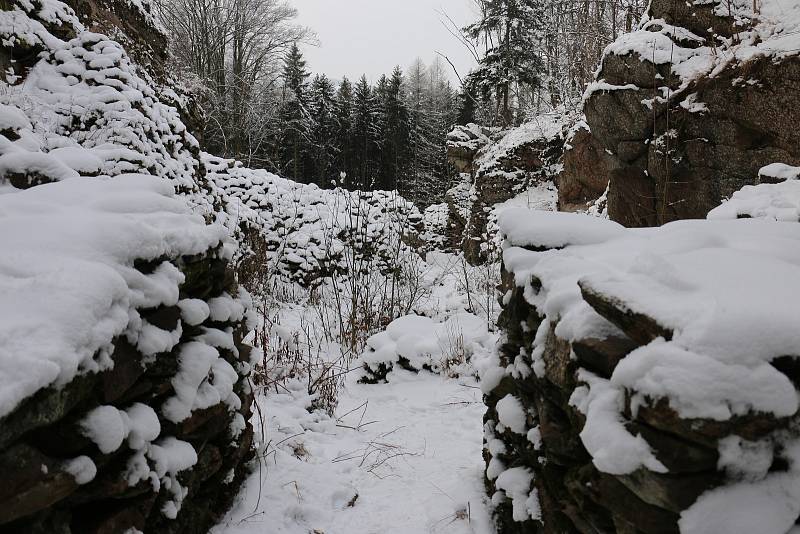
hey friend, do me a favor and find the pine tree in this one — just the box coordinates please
[405,59,433,203]
[464,0,544,126]
[428,75,459,199]
[457,88,477,125]
[278,43,312,182]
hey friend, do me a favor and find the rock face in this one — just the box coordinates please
[446,124,495,174]
[446,119,565,263]
[584,0,800,226]
[66,0,168,80]
[486,204,800,533]
[557,123,613,211]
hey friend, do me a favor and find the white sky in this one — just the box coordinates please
[290,0,478,84]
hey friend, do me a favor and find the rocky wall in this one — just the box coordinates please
[485,206,800,534]
[446,120,565,264]
[0,248,257,534]
[584,0,800,226]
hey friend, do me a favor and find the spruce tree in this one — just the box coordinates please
[278,43,312,182]
[378,66,411,192]
[308,74,336,186]
[350,75,379,190]
[464,0,544,126]
[333,77,354,187]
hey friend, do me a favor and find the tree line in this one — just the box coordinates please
[276,46,463,202]
[155,0,465,204]
[154,0,648,199]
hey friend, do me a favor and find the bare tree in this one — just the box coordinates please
[155,0,313,163]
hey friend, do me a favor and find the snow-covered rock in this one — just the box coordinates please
[205,154,425,286]
[584,0,800,226]
[456,113,569,264]
[357,313,494,382]
[489,206,800,533]
[0,1,257,531]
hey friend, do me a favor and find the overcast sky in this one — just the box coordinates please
[290,0,477,84]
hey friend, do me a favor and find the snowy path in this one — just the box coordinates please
[214,371,494,534]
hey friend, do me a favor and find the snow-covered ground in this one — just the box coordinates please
[214,372,493,534]
[212,249,501,534]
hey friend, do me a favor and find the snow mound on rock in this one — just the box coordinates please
[708,179,800,222]
[358,313,494,381]
[0,174,228,419]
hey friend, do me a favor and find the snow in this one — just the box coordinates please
[124,402,161,450]
[679,440,800,534]
[495,394,528,435]
[81,402,164,454]
[446,123,496,154]
[208,292,247,323]
[708,180,800,222]
[612,340,798,421]
[126,437,198,519]
[63,455,97,485]
[587,0,800,110]
[717,435,773,482]
[161,341,234,423]
[501,209,800,477]
[213,373,494,534]
[760,163,800,183]
[474,113,564,178]
[0,175,227,419]
[498,208,625,249]
[147,437,198,478]
[359,312,493,378]
[205,153,424,284]
[212,245,502,533]
[81,405,128,454]
[569,370,667,475]
[494,467,537,522]
[178,298,211,326]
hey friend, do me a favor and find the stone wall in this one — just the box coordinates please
[485,206,800,533]
[487,272,688,533]
[0,248,256,534]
